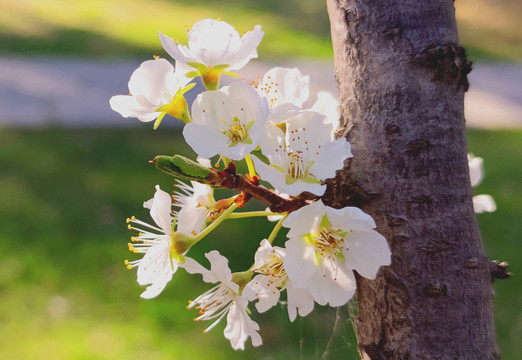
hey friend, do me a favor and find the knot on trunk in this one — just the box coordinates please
[415,42,473,91]
[488,260,512,280]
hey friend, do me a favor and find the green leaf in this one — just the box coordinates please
[153,155,212,183]
[170,155,212,178]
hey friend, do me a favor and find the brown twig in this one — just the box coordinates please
[207,165,310,213]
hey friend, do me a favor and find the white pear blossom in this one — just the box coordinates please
[253,67,310,123]
[171,181,215,236]
[468,154,496,213]
[110,58,193,128]
[126,183,216,299]
[282,200,391,307]
[159,19,263,71]
[243,240,314,322]
[171,180,237,235]
[183,82,269,161]
[125,185,178,299]
[251,111,352,196]
[159,19,263,89]
[182,251,262,350]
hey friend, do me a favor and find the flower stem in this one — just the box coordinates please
[267,214,288,244]
[227,211,280,219]
[192,200,239,242]
[245,154,256,177]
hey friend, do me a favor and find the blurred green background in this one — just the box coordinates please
[1,0,521,61]
[0,0,520,359]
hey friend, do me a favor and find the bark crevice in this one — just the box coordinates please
[414,42,473,91]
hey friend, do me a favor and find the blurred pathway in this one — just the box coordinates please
[0,57,520,128]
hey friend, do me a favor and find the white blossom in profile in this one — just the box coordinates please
[126,183,217,299]
[251,111,351,196]
[110,58,193,129]
[182,251,262,350]
[125,185,178,299]
[243,239,314,321]
[468,153,496,213]
[171,181,215,236]
[159,19,263,89]
[282,200,391,307]
[183,82,269,161]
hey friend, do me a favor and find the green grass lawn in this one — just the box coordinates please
[0,0,521,61]
[0,128,519,359]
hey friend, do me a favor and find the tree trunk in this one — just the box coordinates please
[324,1,499,359]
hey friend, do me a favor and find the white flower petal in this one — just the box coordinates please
[128,58,176,106]
[468,154,484,187]
[307,263,356,307]
[267,103,303,124]
[473,194,497,213]
[109,95,159,122]
[143,198,154,210]
[206,251,239,292]
[283,200,324,238]
[224,297,262,350]
[226,25,264,70]
[197,157,212,168]
[326,206,377,231]
[344,230,391,279]
[149,185,174,234]
[258,121,285,164]
[136,240,176,299]
[311,91,340,137]
[188,19,241,67]
[181,256,219,284]
[158,31,191,64]
[177,206,208,235]
[140,277,170,299]
[183,123,228,159]
[251,155,325,196]
[252,239,282,269]
[283,237,317,289]
[251,155,287,187]
[243,274,281,313]
[267,207,284,222]
[257,67,309,110]
[309,138,352,180]
[286,280,314,321]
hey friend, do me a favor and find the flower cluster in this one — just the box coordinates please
[111,18,393,350]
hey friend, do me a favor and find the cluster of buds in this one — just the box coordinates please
[110,19,494,350]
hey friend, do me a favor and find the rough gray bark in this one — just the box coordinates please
[324,1,498,359]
